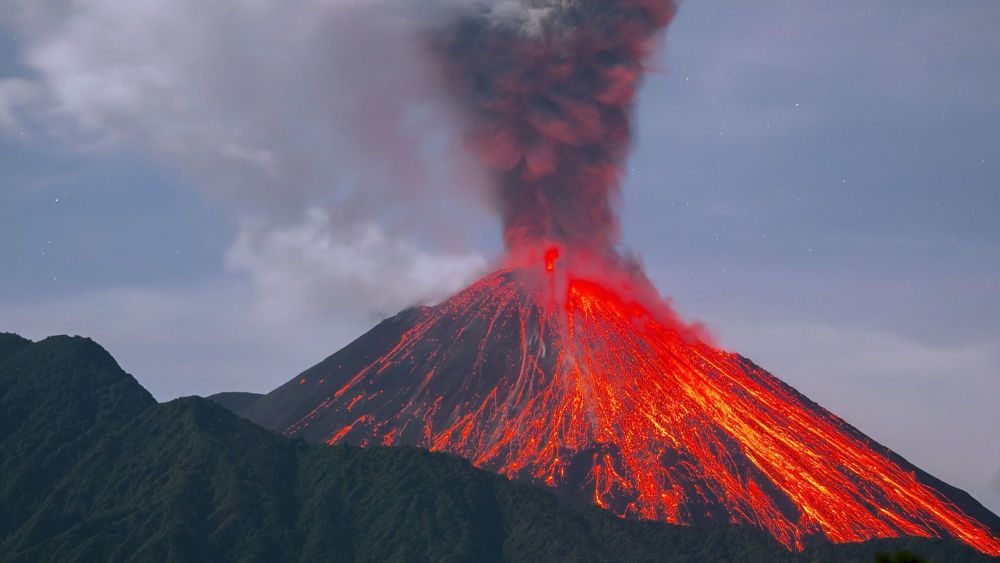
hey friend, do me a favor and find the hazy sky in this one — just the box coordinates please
[2,2,998,514]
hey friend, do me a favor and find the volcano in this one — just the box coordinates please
[235,0,1000,555]
[242,251,1000,555]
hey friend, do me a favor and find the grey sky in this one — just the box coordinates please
[1,1,998,515]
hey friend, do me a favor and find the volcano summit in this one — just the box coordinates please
[242,251,1000,555]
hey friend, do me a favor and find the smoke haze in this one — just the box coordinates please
[0,0,494,318]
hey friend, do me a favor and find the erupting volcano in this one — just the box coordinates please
[244,253,1000,554]
[241,0,1000,555]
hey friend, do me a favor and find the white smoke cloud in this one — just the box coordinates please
[0,77,39,131]
[1,0,491,317]
[227,208,487,321]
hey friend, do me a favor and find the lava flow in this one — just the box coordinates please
[245,251,1000,555]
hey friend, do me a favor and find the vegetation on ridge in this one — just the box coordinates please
[0,332,994,562]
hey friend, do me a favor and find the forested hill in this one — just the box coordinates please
[0,332,993,562]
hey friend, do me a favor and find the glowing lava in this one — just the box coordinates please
[249,254,1000,555]
[544,247,560,272]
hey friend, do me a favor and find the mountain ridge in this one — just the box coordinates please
[2,332,996,562]
[207,391,265,414]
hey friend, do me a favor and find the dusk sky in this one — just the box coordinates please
[2,1,998,515]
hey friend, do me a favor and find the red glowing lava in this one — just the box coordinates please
[544,247,560,272]
[262,254,1000,555]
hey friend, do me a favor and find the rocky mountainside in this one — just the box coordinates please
[239,267,1000,555]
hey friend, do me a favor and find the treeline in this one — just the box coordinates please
[0,333,993,562]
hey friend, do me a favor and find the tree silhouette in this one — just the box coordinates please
[874,550,929,563]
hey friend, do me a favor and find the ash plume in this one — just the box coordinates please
[434,0,678,252]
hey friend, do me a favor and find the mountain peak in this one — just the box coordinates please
[244,266,1000,555]
[0,332,32,362]
[35,334,123,369]
[0,333,156,445]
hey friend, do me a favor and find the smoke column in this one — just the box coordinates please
[434,0,677,253]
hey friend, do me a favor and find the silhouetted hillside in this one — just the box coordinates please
[1,333,994,562]
[0,334,155,542]
[207,391,264,414]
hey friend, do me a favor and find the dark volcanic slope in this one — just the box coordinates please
[3,332,995,562]
[207,391,264,414]
[241,269,1000,554]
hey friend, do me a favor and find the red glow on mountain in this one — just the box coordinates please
[245,252,1000,555]
[544,247,560,272]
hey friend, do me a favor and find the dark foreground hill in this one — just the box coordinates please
[0,332,995,562]
[206,391,264,414]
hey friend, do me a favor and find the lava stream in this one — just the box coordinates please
[273,257,1000,555]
